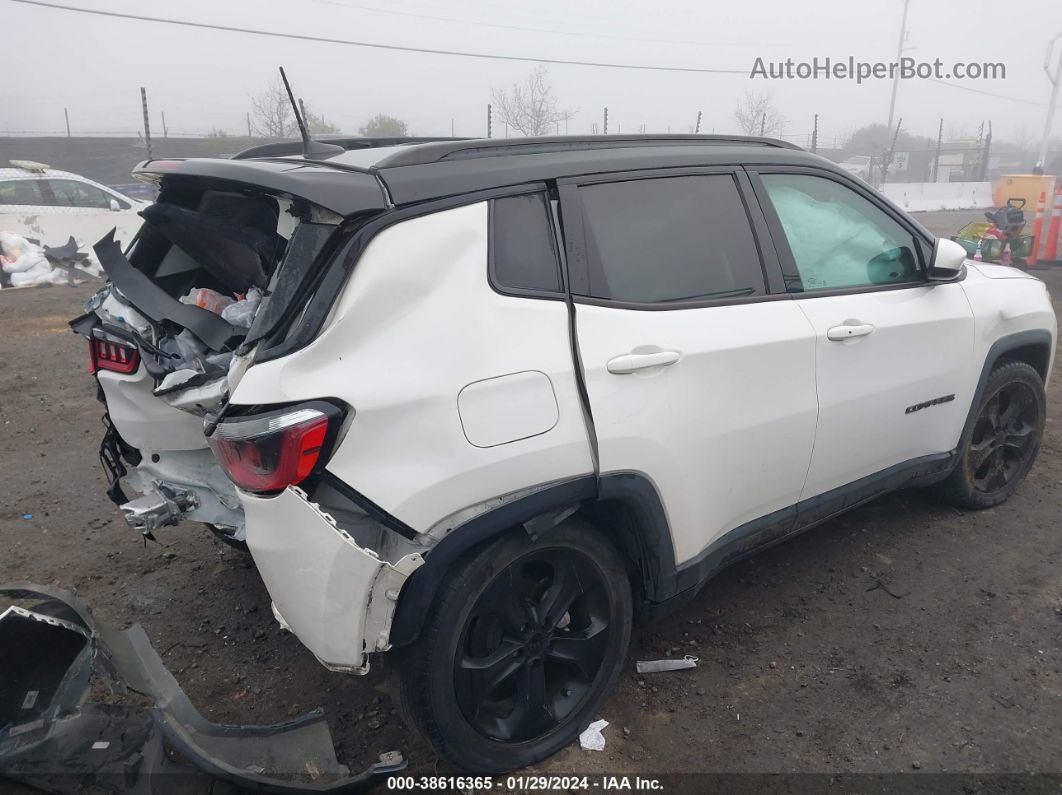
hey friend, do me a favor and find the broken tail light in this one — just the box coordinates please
[207,403,344,494]
[90,337,140,374]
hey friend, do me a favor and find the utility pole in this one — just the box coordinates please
[603,107,609,135]
[882,117,902,186]
[487,103,492,138]
[140,87,153,160]
[979,120,993,181]
[759,113,766,136]
[161,111,168,138]
[64,107,70,138]
[298,98,308,128]
[811,113,819,153]
[695,110,702,134]
[451,118,454,137]
[886,0,911,131]
[1037,31,1062,170]
[246,112,252,137]
[932,117,943,182]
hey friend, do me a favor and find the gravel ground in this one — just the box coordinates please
[1,211,1059,788]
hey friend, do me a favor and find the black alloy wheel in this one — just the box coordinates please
[454,548,612,742]
[967,380,1040,495]
[394,521,632,773]
[936,360,1046,509]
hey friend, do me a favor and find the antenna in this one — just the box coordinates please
[277,66,343,160]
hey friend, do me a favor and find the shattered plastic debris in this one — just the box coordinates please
[578,718,609,751]
[0,581,407,792]
[635,655,699,673]
[221,286,264,328]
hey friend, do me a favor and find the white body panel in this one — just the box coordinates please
[242,486,422,672]
[233,202,594,532]
[794,282,976,500]
[573,301,819,565]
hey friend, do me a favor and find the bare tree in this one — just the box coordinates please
[359,113,409,137]
[733,91,786,138]
[491,67,576,137]
[303,105,340,135]
[249,77,297,138]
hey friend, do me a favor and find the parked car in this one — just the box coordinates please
[71,134,1055,773]
[838,154,872,181]
[0,161,147,249]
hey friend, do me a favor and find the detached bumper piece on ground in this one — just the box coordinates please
[0,583,405,793]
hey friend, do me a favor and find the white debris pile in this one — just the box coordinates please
[0,231,103,288]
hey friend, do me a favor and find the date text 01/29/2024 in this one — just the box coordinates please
[385,775,665,790]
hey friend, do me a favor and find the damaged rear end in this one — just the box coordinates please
[71,157,388,544]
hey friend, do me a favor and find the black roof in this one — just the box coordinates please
[135,134,839,216]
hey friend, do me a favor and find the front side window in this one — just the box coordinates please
[577,174,765,304]
[761,173,923,291]
[490,193,562,293]
[0,179,45,206]
[42,179,115,209]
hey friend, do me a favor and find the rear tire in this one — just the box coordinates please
[394,520,632,773]
[935,360,1046,509]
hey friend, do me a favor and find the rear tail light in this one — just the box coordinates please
[207,403,343,494]
[90,337,140,374]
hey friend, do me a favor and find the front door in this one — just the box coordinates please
[751,169,975,503]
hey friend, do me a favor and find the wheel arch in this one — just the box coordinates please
[388,472,679,648]
[960,330,1053,445]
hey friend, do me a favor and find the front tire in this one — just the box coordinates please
[936,360,1046,509]
[395,520,632,773]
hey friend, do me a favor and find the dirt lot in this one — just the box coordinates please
[1,211,1060,787]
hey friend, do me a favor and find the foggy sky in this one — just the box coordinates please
[3,0,1061,148]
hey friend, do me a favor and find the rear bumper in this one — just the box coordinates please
[242,486,423,673]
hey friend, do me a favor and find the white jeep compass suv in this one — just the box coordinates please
[72,135,1055,773]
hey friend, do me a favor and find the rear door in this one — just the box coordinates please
[559,169,819,567]
[749,168,975,504]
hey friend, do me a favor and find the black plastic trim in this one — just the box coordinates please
[317,471,419,541]
[388,476,598,647]
[485,187,567,301]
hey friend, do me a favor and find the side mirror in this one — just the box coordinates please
[927,237,967,281]
[109,198,121,212]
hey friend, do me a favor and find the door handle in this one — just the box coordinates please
[606,350,681,374]
[826,323,875,341]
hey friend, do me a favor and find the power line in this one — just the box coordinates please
[308,0,823,48]
[7,0,747,74]
[927,78,1047,107]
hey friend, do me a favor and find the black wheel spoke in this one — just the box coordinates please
[547,620,609,681]
[968,436,998,470]
[533,555,584,629]
[967,379,1041,497]
[457,639,524,713]
[454,545,616,744]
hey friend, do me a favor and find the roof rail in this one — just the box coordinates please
[232,136,469,160]
[372,134,803,168]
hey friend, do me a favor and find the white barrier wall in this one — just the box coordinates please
[882,182,994,212]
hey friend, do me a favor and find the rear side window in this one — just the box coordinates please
[43,179,114,209]
[577,175,765,303]
[0,179,45,206]
[490,193,563,293]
